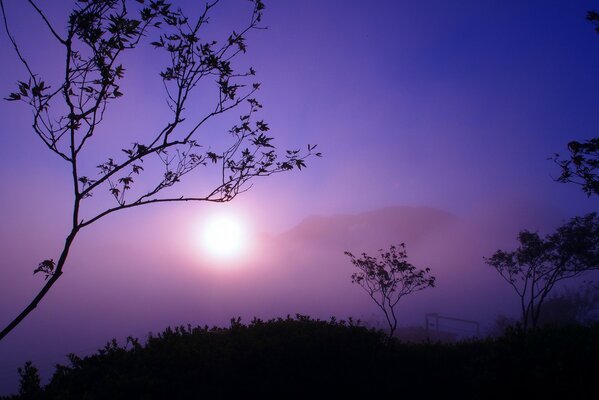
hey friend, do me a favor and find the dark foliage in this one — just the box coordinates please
[539,282,599,325]
[552,11,599,196]
[34,316,392,399]
[3,317,599,399]
[553,138,599,196]
[17,362,41,400]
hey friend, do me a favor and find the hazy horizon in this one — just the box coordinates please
[1,201,594,394]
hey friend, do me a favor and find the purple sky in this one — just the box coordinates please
[1,0,598,394]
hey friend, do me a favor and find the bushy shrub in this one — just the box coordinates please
[6,317,599,399]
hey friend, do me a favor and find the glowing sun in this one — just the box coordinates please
[200,214,248,260]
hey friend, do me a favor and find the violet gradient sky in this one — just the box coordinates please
[1,0,599,394]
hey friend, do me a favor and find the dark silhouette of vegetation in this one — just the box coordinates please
[552,11,599,196]
[589,10,599,33]
[485,213,599,330]
[16,362,41,400]
[0,0,319,342]
[1,316,598,399]
[489,282,599,336]
[539,281,599,325]
[553,138,599,196]
[345,244,435,338]
[488,314,519,338]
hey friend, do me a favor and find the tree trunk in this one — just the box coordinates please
[0,229,78,342]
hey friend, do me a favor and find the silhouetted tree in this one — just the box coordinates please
[17,361,41,399]
[485,213,599,330]
[0,0,319,342]
[345,244,435,338]
[552,11,599,196]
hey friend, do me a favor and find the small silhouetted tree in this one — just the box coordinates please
[345,244,435,338]
[17,361,41,399]
[485,213,599,330]
[0,0,319,342]
[552,11,599,196]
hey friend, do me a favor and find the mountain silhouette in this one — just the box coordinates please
[279,206,457,252]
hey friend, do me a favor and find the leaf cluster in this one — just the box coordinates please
[3,0,320,227]
[32,259,55,281]
[486,213,599,286]
[550,11,599,197]
[345,244,436,307]
[552,139,599,196]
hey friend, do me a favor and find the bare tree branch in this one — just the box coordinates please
[0,0,319,343]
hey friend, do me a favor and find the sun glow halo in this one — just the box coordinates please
[200,214,248,261]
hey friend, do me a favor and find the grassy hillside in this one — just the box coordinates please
[3,316,598,399]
